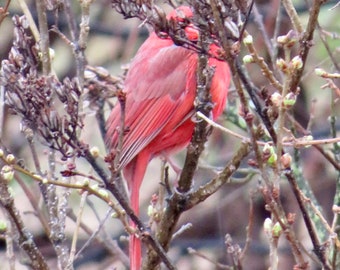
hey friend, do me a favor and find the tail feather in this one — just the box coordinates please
[124,151,150,270]
[129,231,142,270]
[129,186,141,270]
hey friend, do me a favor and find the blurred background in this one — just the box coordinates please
[0,0,339,269]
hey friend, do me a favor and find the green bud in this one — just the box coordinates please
[1,165,14,182]
[263,143,275,155]
[268,152,278,166]
[147,205,154,217]
[0,220,7,233]
[6,154,15,164]
[272,222,282,237]
[111,212,119,219]
[315,68,327,77]
[242,54,254,64]
[263,143,277,166]
[243,35,253,45]
[283,93,297,108]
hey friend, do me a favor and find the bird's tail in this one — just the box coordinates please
[129,186,141,270]
[129,227,141,270]
[124,152,150,270]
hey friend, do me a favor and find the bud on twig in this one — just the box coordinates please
[263,217,272,233]
[90,146,100,158]
[272,222,283,238]
[6,154,15,164]
[242,54,254,64]
[270,92,282,107]
[243,34,253,45]
[315,68,327,77]
[1,165,14,182]
[290,56,303,70]
[280,153,292,169]
[277,30,298,47]
[283,93,297,109]
[263,143,277,166]
[276,58,288,73]
[0,220,7,233]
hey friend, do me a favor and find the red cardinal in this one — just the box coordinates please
[106,6,230,270]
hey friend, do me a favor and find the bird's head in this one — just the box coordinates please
[167,6,198,42]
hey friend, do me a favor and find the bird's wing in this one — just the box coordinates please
[106,35,197,167]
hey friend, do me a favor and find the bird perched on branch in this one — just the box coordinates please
[106,6,230,269]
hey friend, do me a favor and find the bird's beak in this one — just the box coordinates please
[185,23,199,42]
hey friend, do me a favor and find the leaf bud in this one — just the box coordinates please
[243,35,253,45]
[242,54,255,64]
[1,165,14,182]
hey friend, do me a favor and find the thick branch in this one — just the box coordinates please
[187,142,250,207]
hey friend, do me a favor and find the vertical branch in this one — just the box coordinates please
[5,219,15,270]
[77,0,94,91]
[36,2,72,260]
[0,0,11,26]
[35,0,51,74]
[177,50,214,193]
[281,0,303,34]
[17,0,40,41]
[288,0,326,94]
[0,85,4,139]
[252,3,276,67]
[68,191,88,269]
[330,81,340,266]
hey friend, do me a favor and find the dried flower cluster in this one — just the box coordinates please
[0,16,85,159]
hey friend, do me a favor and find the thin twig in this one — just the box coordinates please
[252,3,276,68]
[68,191,88,268]
[286,114,340,171]
[188,247,232,269]
[0,0,11,26]
[5,218,15,270]
[281,0,303,33]
[239,192,255,261]
[198,111,340,148]
[14,173,50,234]
[17,0,40,41]
[288,0,326,95]
[67,209,129,266]
[35,0,51,74]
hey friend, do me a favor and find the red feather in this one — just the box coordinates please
[106,6,230,269]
